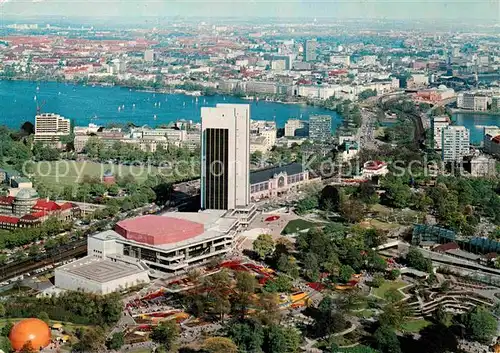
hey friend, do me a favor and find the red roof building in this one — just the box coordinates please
[33,199,61,212]
[115,215,205,246]
[433,242,460,253]
[0,215,19,224]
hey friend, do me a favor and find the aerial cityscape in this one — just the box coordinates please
[0,1,499,353]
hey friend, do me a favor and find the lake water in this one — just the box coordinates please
[453,112,500,144]
[0,80,341,130]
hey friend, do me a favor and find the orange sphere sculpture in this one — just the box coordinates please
[9,318,51,351]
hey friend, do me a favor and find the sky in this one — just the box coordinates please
[0,0,498,21]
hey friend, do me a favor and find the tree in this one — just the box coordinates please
[366,250,387,272]
[356,183,379,204]
[0,303,5,318]
[339,264,355,283]
[384,288,402,303]
[264,274,292,293]
[374,325,401,353]
[363,229,387,249]
[151,320,179,351]
[1,321,13,336]
[106,331,125,351]
[314,297,348,337]
[28,244,41,257]
[433,306,453,327]
[295,196,318,215]
[465,306,497,343]
[37,311,50,324]
[253,234,275,259]
[202,337,237,353]
[227,319,264,353]
[382,178,412,209]
[0,336,12,353]
[235,271,257,294]
[415,323,458,353]
[340,199,365,223]
[379,303,410,328]
[263,325,287,353]
[406,247,432,272]
[370,274,384,288]
[282,327,301,353]
[386,269,400,281]
[359,89,377,100]
[277,254,299,278]
[319,185,340,212]
[257,292,281,325]
[204,270,232,322]
[72,327,106,353]
[303,252,320,281]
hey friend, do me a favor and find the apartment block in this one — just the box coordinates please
[441,126,470,162]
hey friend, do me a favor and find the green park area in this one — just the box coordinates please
[370,204,423,225]
[372,280,406,301]
[281,219,319,235]
[31,161,160,187]
[401,319,431,333]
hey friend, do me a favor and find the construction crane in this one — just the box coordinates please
[36,100,46,114]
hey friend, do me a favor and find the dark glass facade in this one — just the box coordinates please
[203,128,229,210]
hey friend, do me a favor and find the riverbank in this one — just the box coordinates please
[450,108,500,116]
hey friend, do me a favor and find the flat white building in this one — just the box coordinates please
[457,92,489,111]
[431,116,451,150]
[285,119,306,137]
[329,55,350,67]
[55,256,150,294]
[201,104,250,210]
[441,126,470,162]
[144,49,154,62]
[34,113,71,147]
[484,126,500,158]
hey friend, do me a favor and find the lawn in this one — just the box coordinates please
[31,161,160,186]
[372,280,406,301]
[353,309,375,319]
[401,319,431,333]
[281,219,319,235]
[358,219,400,231]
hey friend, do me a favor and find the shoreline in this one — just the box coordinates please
[451,108,500,116]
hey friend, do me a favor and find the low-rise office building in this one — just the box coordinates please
[484,126,500,158]
[249,163,314,201]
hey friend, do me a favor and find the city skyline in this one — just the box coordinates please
[1,0,498,22]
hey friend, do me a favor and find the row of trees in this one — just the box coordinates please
[382,175,500,232]
[84,137,199,166]
[4,291,122,326]
[0,216,71,250]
